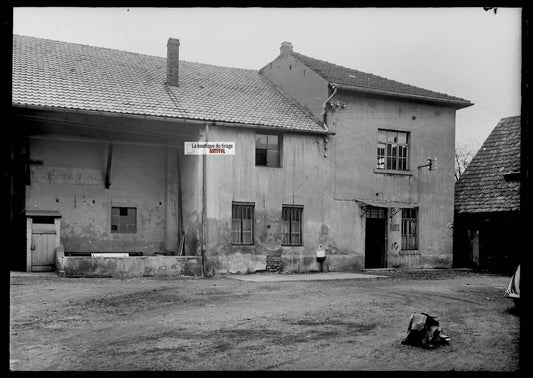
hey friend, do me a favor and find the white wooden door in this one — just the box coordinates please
[31,223,56,271]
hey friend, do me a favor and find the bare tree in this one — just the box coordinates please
[455,139,482,181]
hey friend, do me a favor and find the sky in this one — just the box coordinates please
[12,7,522,149]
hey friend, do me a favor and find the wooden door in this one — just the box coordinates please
[31,223,57,271]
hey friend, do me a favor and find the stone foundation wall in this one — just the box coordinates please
[266,255,283,272]
[58,254,202,278]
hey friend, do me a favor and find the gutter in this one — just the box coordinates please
[329,82,473,109]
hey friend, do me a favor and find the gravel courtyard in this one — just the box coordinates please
[9,269,520,371]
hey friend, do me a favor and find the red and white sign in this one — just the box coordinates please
[184,142,235,155]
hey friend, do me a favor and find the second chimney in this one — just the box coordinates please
[167,38,180,86]
[280,41,293,56]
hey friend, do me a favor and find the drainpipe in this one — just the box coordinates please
[322,84,338,132]
[321,84,337,157]
[201,122,208,276]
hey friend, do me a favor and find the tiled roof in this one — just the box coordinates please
[455,116,521,213]
[291,52,472,107]
[12,35,324,132]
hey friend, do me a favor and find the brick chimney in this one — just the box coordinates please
[167,38,180,86]
[280,41,293,56]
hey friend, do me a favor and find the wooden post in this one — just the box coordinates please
[26,217,32,272]
[472,230,480,266]
[54,217,61,250]
[177,148,185,255]
[105,141,113,189]
[201,123,208,276]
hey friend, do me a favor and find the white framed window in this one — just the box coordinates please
[377,130,409,171]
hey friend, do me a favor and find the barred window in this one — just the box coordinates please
[232,202,254,245]
[256,133,281,167]
[365,206,386,219]
[401,208,418,250]
[377,130,409,171]
[282,205,303,246]
[111,207,137,233]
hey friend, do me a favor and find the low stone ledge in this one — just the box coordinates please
[60,256,202,278]
[207,254,267,274]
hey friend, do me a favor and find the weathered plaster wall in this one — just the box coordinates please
[203,126,333,273]
[328,93,456,268]
[27,136,180,255]
[261,53,457,269]
[193,96,456,272]
[259,55,329,120]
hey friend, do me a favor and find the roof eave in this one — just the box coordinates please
[12,103,331,135]
[330,82,473,109]
[455,207,520,214]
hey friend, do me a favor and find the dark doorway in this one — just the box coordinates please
[478,215,520,274]
[365,209,387,268]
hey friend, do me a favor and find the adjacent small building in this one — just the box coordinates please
[453,116,521,273]
[10,35,473,274]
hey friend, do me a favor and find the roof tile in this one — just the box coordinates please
[12,35,324,132]
[455,116,521,213]
[291,52,472,106]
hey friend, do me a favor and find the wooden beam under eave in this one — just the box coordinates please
[25,135,31,186]
[105,141,113,189]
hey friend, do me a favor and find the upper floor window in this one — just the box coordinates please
[377,130,409,171]
[256,134,281,167]
[401,208,418,250]
[282,205,303,246]
[111,207,137,233]
[232,202,254,245]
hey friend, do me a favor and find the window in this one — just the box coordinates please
[111,207,137,233]
[365,206,386,219]
[256,133,281,167]
[401,208,418,250]
[232,202,254,245]
[377,130,409,171]
[282,205,303,246]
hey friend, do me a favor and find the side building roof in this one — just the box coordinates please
[12,35,325,133]
[290,51,473,109]
[455,116,521,214]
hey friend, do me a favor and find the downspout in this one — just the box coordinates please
[322,84,338,132]
[320,84,338,257]
[321,84,337,158]
[201,122,208,276]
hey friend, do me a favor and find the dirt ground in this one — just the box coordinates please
[9,269,520,371]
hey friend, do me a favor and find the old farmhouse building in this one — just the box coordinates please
[10,35,472,275]
[260,42,472,270]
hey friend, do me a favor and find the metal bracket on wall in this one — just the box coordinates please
[390,207,402,218]
[360,205,369,217]
[323,136,328,157]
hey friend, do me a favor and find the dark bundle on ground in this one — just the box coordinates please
[401,312,450,349]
